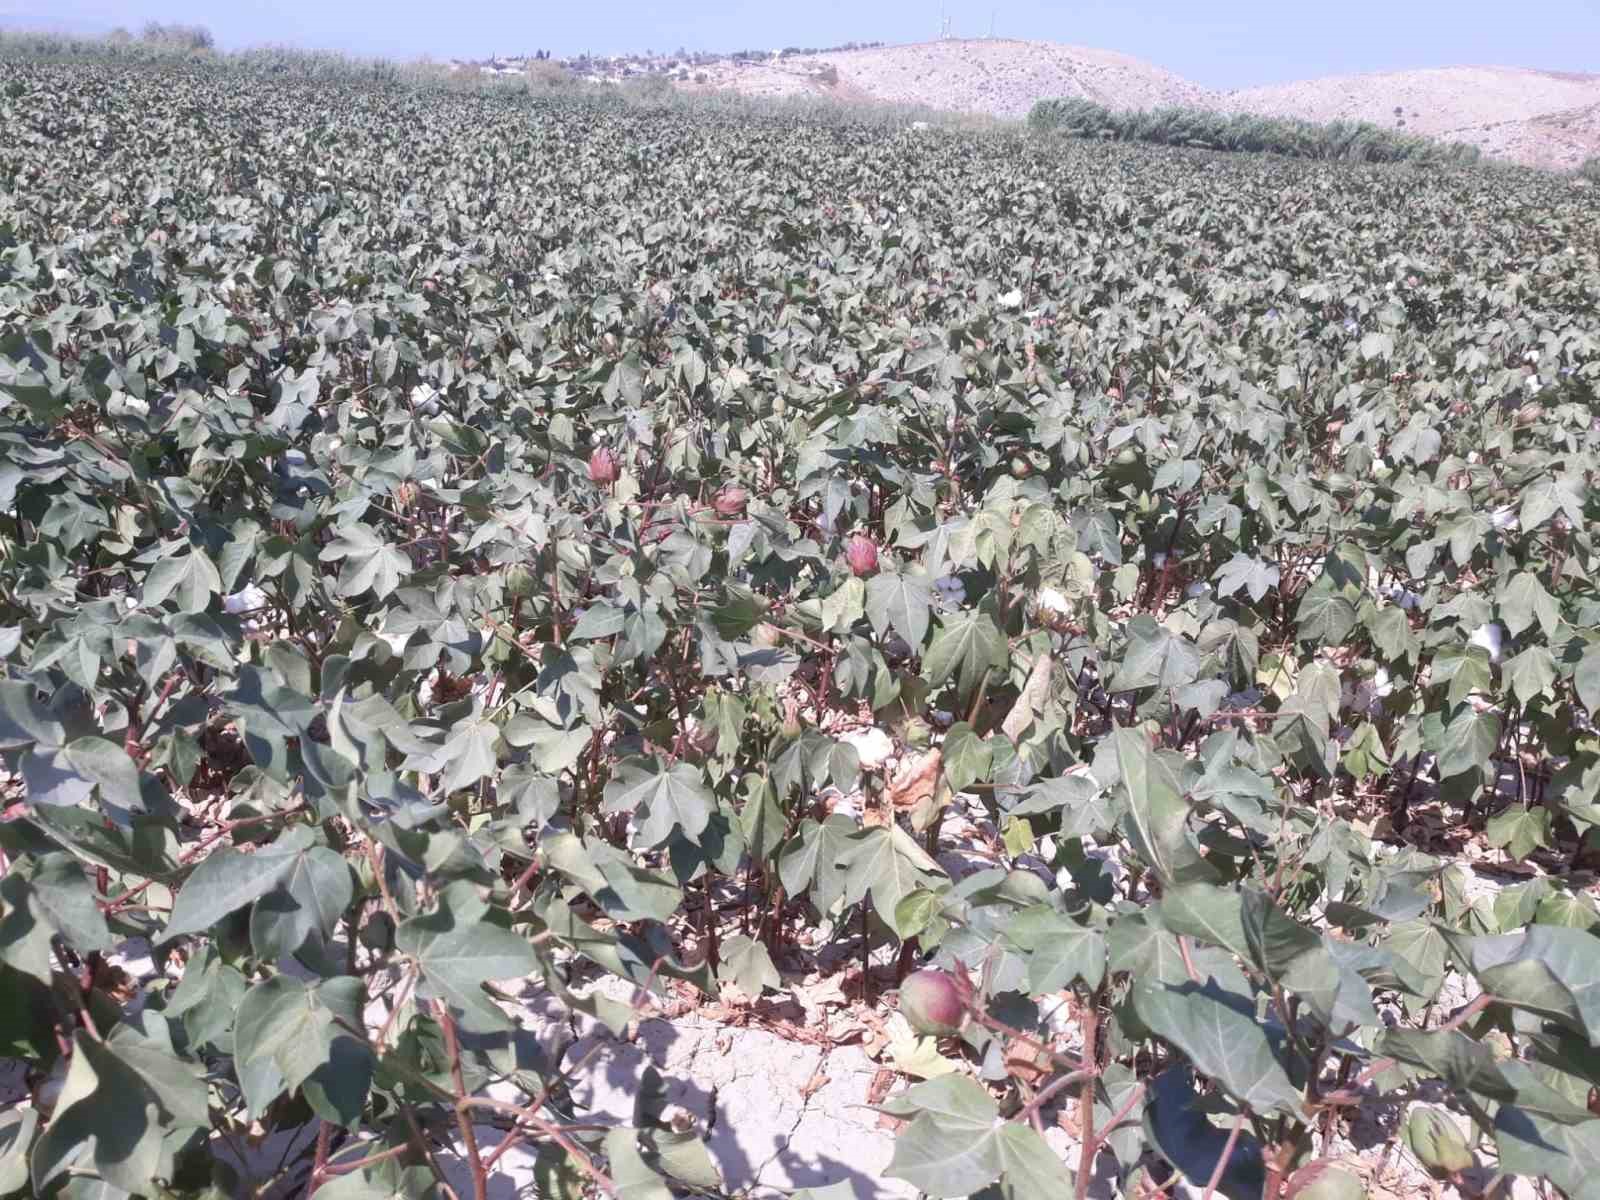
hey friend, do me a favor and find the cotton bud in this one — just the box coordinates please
[587,446,618,485]
[1404,1107,1474,1176]
[899,969,968,1036]
[713,486,748,517]
[780,698,803,740]
[845,534,879,577]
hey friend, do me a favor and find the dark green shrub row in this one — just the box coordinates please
[1027,95,1483,165]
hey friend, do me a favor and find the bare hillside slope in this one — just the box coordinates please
[693,40,1599,169]
[1226,66,1600,168]
[691,38,1216,120]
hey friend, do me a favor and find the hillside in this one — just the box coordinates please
[687,38,1215,120]
[694,40,1600,169]
[1227,66,1600,169]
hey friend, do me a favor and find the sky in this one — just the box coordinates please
[2,0,1597,88]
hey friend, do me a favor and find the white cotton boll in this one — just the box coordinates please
[1186,581,1210,599]
[1035,587,1071,616]
[124,596,138,610]
[110,394,150,418]
[999,288,1023,309]
[840,726,894,769]
[1466,451,1481,464]
[223,584,269,614]
[1470,622,1505,663]
[1526,376,1542,395]
[1490,505,1518,531]
[1374,667,1394,696]
[1525,350,1540,364]
[1151,551,1168,569]
[327,437,343,452]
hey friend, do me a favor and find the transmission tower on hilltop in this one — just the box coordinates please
[938,3,952,40]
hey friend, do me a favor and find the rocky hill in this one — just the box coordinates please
[693,40,1600,169]
[1226,66,1600,169]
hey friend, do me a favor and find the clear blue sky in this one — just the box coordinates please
[3,0,1596,87]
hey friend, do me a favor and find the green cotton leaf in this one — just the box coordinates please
[1577,644,1600,719]
[1154,884,1249,960]
[0,680,64,749]
[941,723,991,792]
[1453,925,1600,1044]
[60,737,143,812]
[778,815,858,910]
[437,717,501,793]
[1366,603,1419,665]
[865,570,935,649]
[396,891,540,1024]
[165,825,319,938]
[1504,646,1556,706]
[234,975,371,1126]
[1212,552,1279,603]
[318,523,411,599]
[1109,615,1200,692]
[994,1124,1074,1200]
[1295,577,1358,646]
[1142,1067,1265,1200]
[1485,805,1553,861]
[708,585,769,640]
[1498,571,1561,639]
[21,856,112,955]
[818,576,865,633]
[1240,887,1322,981]
[1113,727,1217,887]
[835,824,945,934]
[1496,1108,1600,1200]
[1437,707,1501,779]
[602,757,714,847]
[32,1030,208,1195]
[1003,904,1106,993]
[640,1126,722,1192]
[1340,721,1390,781]
[1519,475,1585,532]
[250,845,354,961]
[543,832,681,923]
[1133,977,1302,1116]
[885,1075,1003,1198]
[142,547,221,613]
[1378,1029,1592,1122]
[604,1128,675,1200]
[1359,330,1395,361]
[922,609,1008,702]
[0,1107,37,1195]
[716,934,780,996]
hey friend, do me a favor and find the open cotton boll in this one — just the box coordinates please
[839,726,894,770]
[1470,622,1505,663]
[1151,551,1168,569]
[223,584,269,614]
[999,288,1023,308]
[1185,581,1210,599]
[1035,587,1071,616]
[1490,505,1518,531]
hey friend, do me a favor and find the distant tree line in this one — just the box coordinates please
[1027,97,1483,166]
